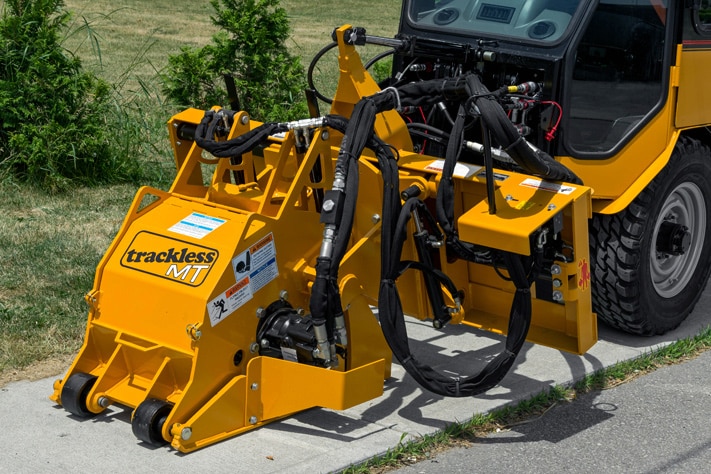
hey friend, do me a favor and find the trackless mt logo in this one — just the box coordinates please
[120,231,219,286]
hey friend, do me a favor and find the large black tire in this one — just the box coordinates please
[590,136,711,335]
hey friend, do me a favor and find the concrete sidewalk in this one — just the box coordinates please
[2,286,710,473]
[395,347,711,473]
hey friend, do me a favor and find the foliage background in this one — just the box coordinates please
[0,0,402,376]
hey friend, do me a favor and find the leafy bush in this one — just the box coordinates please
[0,0,143,191]
[162,0,308,122]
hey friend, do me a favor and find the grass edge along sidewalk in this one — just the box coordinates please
[342,326,711,474]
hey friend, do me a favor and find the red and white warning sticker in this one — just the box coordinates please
[207,233,279,327]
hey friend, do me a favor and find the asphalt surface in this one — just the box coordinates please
[2,285,711,473]
[395,349,711,474]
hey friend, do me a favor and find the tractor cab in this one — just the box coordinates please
[397,0,672,159]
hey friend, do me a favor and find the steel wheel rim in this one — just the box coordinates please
[651,182,706,298]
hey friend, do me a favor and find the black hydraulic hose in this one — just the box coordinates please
[307,42,338,104]
[464,74,582,185]
[406,122,450,140]
[364,48,396,71]
[309,95,399,357]
[434,104,486,262]
[378,195,533,396]
[194,111,287,157]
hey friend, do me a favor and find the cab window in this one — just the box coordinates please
[566,1,667,155]
[694,0,711,34]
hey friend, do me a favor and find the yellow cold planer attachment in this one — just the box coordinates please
[50,27,596,452]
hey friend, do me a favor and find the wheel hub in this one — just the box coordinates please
[656,221,691,256]
[650,182,706,298]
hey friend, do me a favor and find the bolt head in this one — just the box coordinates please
[181,427,192,441]
[249,416,258,425]
[322,200,335,212]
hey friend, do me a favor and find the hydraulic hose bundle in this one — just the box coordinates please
[310,74,566,396]
[193,71,580,395]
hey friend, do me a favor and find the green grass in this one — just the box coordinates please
[0,0,402,375]
[342,327,711,473]
[0,183,137,370]
[59,0,402,91]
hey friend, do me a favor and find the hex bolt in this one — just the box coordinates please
[372,214,381,224]
[249,416,258,425]
[176,141,182,147]
[260,338,270,348]
[321,130,330,141]
[552,290,564,302]
[322,200,335,212]
[548,204,557,211]
[98,396,111,408]
[186,324,202,341]
[181,427,192,441]
[241,115,250,125]
[249,342,260,353]
[551,264,562,275]
[279,290,288,301]
[250,383,259,391]
[256,307,265,318]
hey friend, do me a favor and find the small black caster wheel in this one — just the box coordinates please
[61,372,98,418]
[132,398,174,446]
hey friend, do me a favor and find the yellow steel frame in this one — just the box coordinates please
[51,25,597,452]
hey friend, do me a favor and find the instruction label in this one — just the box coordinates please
[425,160,481,178]
[207,233,279,327]
[236,233,279,294]
[476,170,510,182]
[519,178,576,195]
[168,212,226,239]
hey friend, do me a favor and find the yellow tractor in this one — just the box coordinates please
[51,1,711,452]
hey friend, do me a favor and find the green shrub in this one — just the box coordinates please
[0,0,143,191]
[162,0,308,122]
